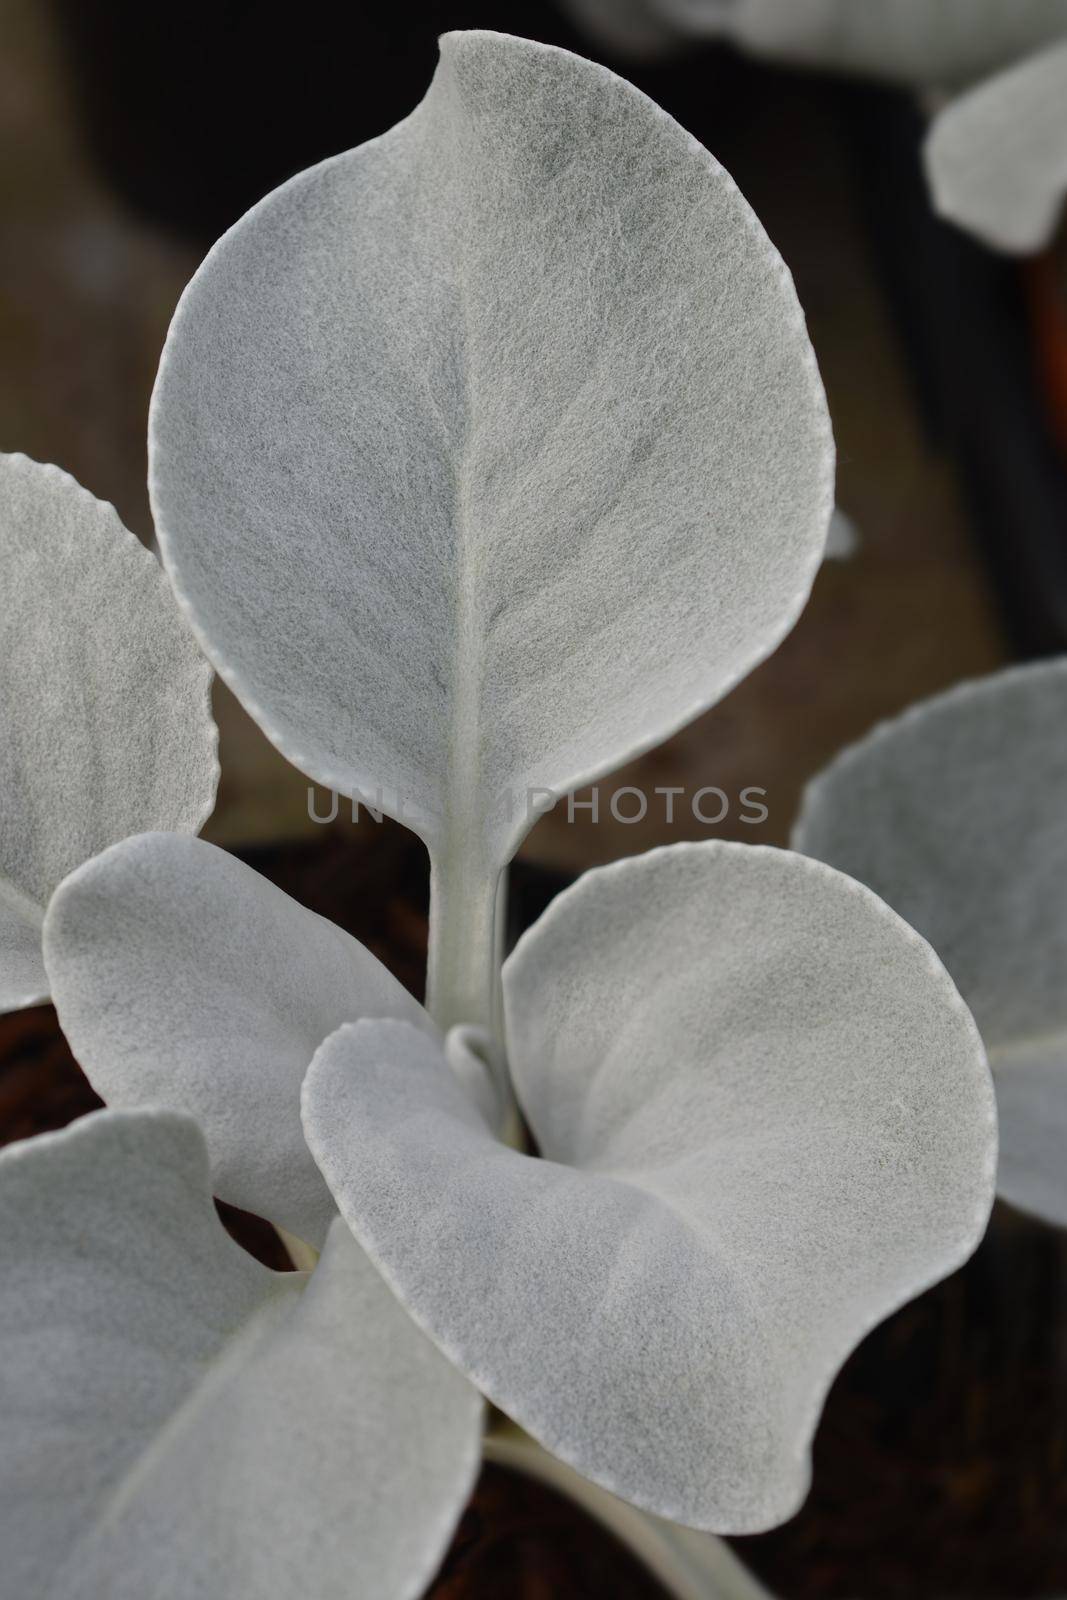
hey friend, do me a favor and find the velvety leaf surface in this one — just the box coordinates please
[794,659,1067,1226]
[149,29,833,873]
[0,453,216,1011]
[0,1109,482,1600]
[304,841,995,1533]
[43,832,430,1245]
[4,858,1065,1600]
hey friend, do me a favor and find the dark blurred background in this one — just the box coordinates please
[2,3,1065,1594]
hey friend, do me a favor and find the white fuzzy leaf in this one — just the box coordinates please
[0,1110,482,1600]
[925,39,1067,253]
[149,28,833,1022]
[0,453,216,1011]
[795,659,1067,1226]
[43,832,430,1245]
[303,841,994,1533]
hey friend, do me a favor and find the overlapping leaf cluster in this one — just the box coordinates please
[0,30,1061,1600]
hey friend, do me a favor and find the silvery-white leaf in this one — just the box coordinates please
[43,832,430,1246]
[0,1109,482,1600]
[564,0,1067,87]
[303,842,994,1533]
[924,39,1067,253]
[0,453,216,1012]
[794,659,1067,1226]
[149,29,833,1027]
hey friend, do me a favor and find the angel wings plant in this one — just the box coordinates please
[0,30,1003,1600]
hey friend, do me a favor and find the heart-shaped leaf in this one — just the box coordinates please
[149,30,833,1026]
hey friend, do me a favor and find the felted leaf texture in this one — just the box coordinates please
[43,831,431,1247]
[0,1109,482,1600]
[302,841,995,1533]
[148,29,834,1024]
[564,0,1067,87]
[794,659,1067,1227]
[924,39,1067,253]
[0,452,217,1012]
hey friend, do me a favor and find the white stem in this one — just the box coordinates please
[483,1423,777,1600]
[425,848,505,1039]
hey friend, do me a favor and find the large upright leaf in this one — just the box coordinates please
[0,1110,482,1600]
[149,30,833,1024]
[0,453,216,1011]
